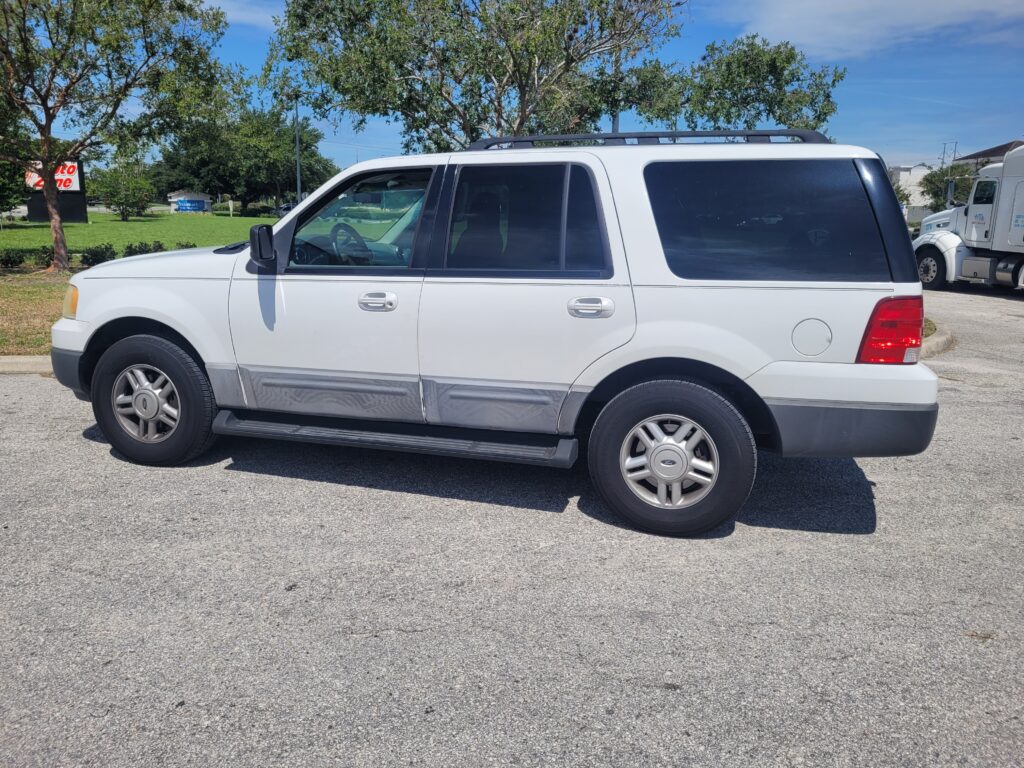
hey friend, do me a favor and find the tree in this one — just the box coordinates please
[919,163,974,212]
[0,0,225,269]
[272,2,846,152]
[272,0,683,151]
[155,106,339,211]
[892,182,911,207]
[679,36,845,130]
[91,149,155,221]
[0,100,26,215]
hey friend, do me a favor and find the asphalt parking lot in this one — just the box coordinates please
[1,287,1022,766]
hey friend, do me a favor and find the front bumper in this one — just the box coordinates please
[767,399,938,457]
[51,347,87,398]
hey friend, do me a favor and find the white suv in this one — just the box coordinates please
[51,130,938,535]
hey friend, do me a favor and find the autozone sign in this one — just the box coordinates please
[25,162,81,192]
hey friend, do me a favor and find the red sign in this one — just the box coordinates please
[25,162,81,192]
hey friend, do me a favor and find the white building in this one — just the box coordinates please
[887,165,933,223]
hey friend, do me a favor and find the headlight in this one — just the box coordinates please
[62,285,78,319]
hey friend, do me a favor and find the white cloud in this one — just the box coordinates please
[711,0,1024,60]
[209,0,282,31]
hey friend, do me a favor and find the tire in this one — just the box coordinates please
[587,379,756,536]
[917,248,947,290]
[91,334,216,466]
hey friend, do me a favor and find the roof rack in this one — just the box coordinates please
[467,129,830,150]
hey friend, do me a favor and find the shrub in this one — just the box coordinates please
[81,243,117,267]
[33,246,54,268]
[122,241,164,257]
[0,250,24,268]
[174,240,197,249]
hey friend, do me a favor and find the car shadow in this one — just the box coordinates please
[84,425,877,537]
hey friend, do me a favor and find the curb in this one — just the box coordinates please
[0,355,51,374]
[921,327,954,359]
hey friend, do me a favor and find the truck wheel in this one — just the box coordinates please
[917,248,947,290]
[91,334,216,466]
[588,380,756,536]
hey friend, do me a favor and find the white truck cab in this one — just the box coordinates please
[51,130,938,536]
[914,145,1024,289]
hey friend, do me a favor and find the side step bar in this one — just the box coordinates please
[212,410,578,468]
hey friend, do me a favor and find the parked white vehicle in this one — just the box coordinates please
[914,144,1024,290]
[51,130,938,535]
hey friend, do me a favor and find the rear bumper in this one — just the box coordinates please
[51,347,87,398]
[767,399,938,457]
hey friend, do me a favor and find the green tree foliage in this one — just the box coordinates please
[154,106,339,211]
[0,100,27,214]
[271,0,683,151]
[271,2,845,151]
[680,35,845,130]
[0,0,225,268]
[892,182,911,207]
[91,150,156,221]
[919,163,974,212]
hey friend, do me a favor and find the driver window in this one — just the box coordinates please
[289,168,433,269]
[971,180,996,206]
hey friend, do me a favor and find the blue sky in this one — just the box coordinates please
[212,0,1024,168]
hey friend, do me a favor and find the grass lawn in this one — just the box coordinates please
[0,272,67,355]
[924,317,936,338]
[0,211,272,252]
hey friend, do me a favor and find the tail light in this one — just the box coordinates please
[857,296,923,364]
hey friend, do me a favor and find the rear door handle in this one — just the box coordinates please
[567,297,614,318]
[358,291,398,312]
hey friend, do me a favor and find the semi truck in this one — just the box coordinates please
[913,144,1024,290]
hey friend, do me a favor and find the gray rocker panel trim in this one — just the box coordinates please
[238,365,423,423]
[421,377,569,434]
[766,398,938,458]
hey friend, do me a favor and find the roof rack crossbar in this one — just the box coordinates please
[466,129,829,150]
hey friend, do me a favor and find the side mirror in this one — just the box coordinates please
[249,224,276,266]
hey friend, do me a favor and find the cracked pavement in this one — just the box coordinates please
[1,286,1022,766]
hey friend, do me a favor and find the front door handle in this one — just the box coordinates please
[567,296,614,318]
[358,291,398,312]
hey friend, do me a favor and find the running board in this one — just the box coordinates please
[212,410,578,468]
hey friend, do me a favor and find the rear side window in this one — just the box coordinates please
[644,160,891,281]
[445,163,608,274]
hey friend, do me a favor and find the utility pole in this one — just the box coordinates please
[294,92,302,202]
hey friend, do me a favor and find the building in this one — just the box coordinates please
[887,164,933,223]
[957,140,1024,170]
[167,190,212,213]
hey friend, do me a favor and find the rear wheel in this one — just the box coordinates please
[91,334,216,465]
[917,248,947,290]
[588,380,756,536]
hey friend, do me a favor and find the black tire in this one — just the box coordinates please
[917,247,947,290]
[91,334,216,466]
[587,379,756,536]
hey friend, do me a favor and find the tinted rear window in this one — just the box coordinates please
[644,160,892,281]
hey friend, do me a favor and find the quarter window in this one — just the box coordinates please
[289,169,433,269]
[445,163,607,273]
[971,180,997,205]
[644,160,892,282]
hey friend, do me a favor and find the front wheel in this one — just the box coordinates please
[91,334,216,465]
[917,248,947,290]
[587,380,757,536]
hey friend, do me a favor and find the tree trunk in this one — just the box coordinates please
[40,167,70,271]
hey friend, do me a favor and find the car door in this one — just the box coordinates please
[964,178,997,246]
[228,163,442,422]
[417,153,636,434]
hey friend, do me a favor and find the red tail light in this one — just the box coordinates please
[857,296,924,364]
